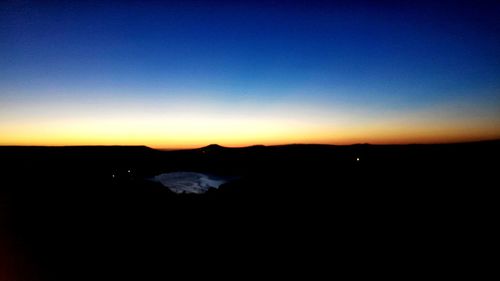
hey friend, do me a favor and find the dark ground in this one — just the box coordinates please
[1,141,498,279]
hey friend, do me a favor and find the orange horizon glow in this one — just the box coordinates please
[1,86,499,150]
[1,135,500,150]
[1,111,499,149]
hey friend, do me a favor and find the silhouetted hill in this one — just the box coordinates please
[202,143,224,149]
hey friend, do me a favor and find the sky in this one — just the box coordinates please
[1,0,499,148]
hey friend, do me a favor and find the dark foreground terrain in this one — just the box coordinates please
[1,141,498,279]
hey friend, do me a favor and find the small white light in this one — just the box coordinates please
[128,170,131,173]
[356,157,360,162]
[112,174,115,178]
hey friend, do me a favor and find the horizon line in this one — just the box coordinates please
[1,138,499,151]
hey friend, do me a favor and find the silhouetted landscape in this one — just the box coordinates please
[2,1,500,278]
[1,141,498,279]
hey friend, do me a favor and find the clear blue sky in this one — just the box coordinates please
[1,1,499,147]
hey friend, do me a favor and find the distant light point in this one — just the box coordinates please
[356,157,360,162]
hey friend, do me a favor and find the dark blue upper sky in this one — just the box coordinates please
[1,1,499,146]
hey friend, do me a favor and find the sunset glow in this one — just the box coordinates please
[1,1,499,148]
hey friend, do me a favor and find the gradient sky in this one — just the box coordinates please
[1,0,500,148]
